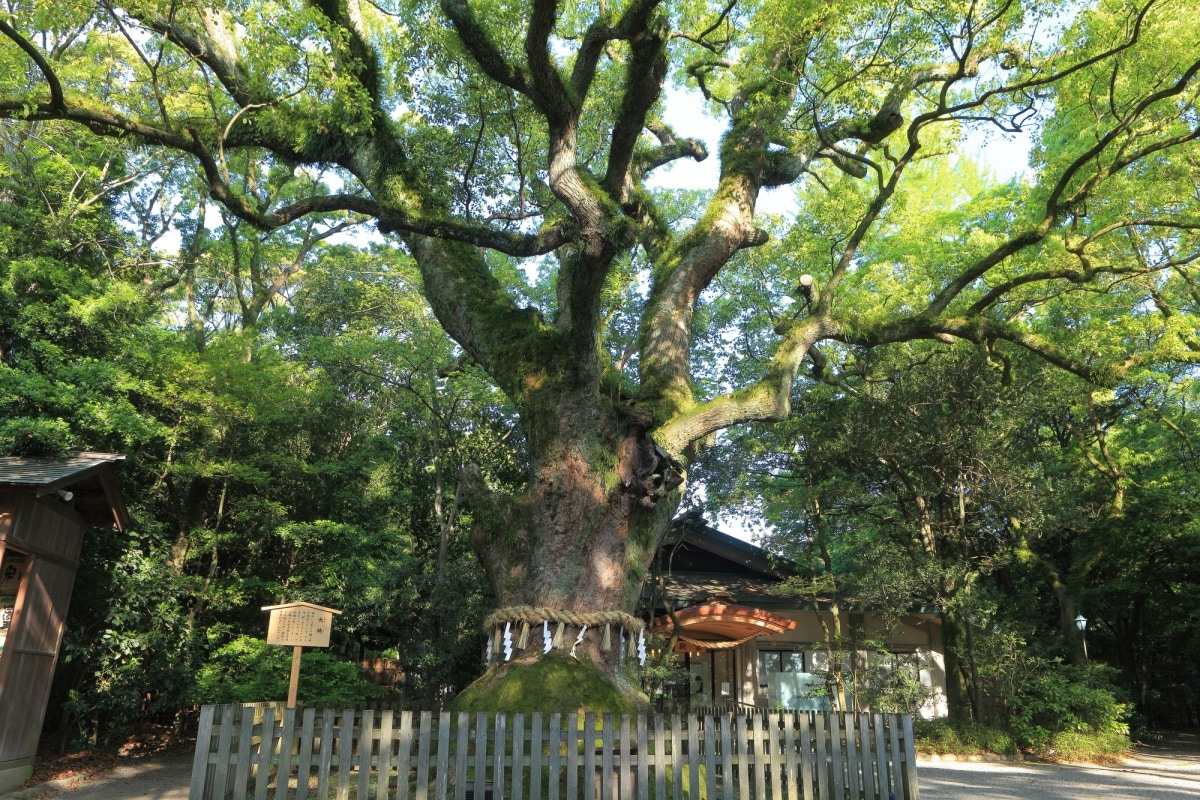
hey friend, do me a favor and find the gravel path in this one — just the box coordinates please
[920,730,1200,800]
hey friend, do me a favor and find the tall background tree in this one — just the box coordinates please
[0,116,513,744]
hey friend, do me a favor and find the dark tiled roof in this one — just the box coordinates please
[659,572,810,608]
[0,453,124,488]
[657,572,941,615]
[0,452,129,529]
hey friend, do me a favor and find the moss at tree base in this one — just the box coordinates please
[451,653,648,714]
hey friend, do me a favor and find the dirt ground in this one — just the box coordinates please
[4,725,193,799]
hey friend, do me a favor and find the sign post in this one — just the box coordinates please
[262,602,342,707]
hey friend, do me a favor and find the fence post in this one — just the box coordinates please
[548,713,562,800]
[901,714,920,800]
[529,712,544,800]
[566,712,580,800]
[356,709,374,800]
[510,712,525,800]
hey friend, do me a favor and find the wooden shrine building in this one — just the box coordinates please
[0,453,129,793]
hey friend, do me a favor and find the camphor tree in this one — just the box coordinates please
[3,0,1199,701]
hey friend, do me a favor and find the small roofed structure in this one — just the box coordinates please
[0,453,129,793]
[645,513,947,717]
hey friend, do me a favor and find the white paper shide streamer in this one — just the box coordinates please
[637,629,647,666]
[542,619,552,654]
[503,620,513,662]
[569,624,587,659]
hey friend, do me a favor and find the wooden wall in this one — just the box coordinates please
[0,491,84,789]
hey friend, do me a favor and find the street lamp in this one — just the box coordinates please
[1074,614,1088,662]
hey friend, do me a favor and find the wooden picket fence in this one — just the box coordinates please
[190,704,920,800]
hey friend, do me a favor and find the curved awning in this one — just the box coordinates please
[653,603,797,649]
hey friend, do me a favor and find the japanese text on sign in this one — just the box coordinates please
[266,606,334,647]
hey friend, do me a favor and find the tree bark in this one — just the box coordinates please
[455,386,684,674]
[940,610,973,720]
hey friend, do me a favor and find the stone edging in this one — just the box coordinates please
[919,751,1025,762]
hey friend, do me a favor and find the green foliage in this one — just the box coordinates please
[1007,663,1130,752]
[194,636,384,706]
[912,671,1128,762]
[851,650,938,717]
[912,718,1017,757]
[0,416,72,456]
[0,117,509,743]
[639,635,690,702]
[57,531,193,748]
[1046,729,1130,762]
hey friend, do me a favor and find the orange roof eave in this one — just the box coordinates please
[652,603,797,639]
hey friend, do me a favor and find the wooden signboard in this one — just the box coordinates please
[261,602,341,707]
[264,603,336,648]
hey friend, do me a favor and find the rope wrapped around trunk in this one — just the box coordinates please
[484,606,646,657]
[485,606,645,634]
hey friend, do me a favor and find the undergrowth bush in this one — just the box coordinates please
[1008,662,1130,754]
[914,661,1131,761]
[195,635,384,706]
[913,718,1016,756]
[1047,729,1130,762]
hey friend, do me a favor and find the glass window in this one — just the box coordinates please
[758,650,805,679]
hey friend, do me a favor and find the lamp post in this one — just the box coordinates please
[1074,614,1088,663]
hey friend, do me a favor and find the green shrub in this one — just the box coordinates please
[1047,730,1129,762]
[912,718,1016,756]
[195,635,384,706]
[1007,662,1129,752]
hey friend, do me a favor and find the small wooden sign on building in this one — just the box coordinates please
[262,602,341,707]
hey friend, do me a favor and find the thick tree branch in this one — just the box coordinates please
[925,229,1053,316]
[199,175,571,255]
[407,235,544,400]
[0,19,66,111]
[642,138,709,172]
[439,0,530,94]
[603,13,669,201]
[842,316,1103,384]
[656,317,830,456]
[568,0,665,105]
[524,0,571,119]
[137,8,263,108]
[308,0,383,102]
[640,47,809,415]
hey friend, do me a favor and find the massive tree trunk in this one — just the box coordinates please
[465,409,681,615]
[461,413,682,675]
